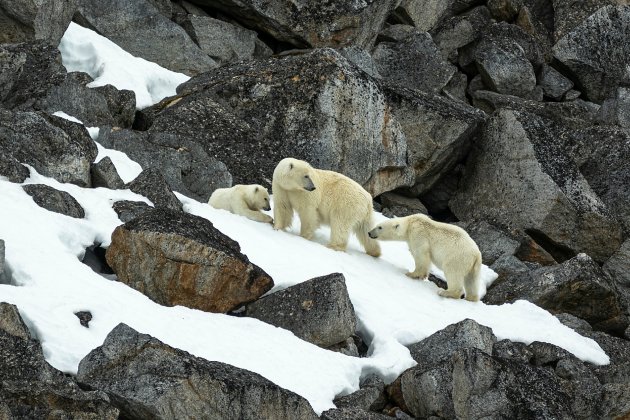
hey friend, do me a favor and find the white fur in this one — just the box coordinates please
[208,184,272,223]
[369,214,482,301]
[272,157,381,257]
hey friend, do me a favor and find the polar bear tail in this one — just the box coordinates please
[464,256,482,302]
[355,217,381,258]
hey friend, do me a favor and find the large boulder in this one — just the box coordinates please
[552,5,630,103]
[125,168,183,212]
[75,0,216,75]
[599,86,630,128]
[391,0,481,32]
[77,323,318,419]
[552,0,624,42]
[187,0,399,48]
[246,273,356,348]
[0,155,30,183]
[333,375,387,413]
[430,6,492,60]
[604,239,630,288]
[22,184,85,218]
[0,302,118,418]
[105,208,273,313]
[0,110,97,187]
[0,0,77,45]
[138,49,413,196]
[450,109,622,263]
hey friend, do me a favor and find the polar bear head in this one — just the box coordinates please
[368,218,407,240]
[273,157,316,192]
[246,184,271,211]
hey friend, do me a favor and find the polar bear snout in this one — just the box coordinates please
[368,229,378,239]
[263,204,271,211]
[303,176,316,191]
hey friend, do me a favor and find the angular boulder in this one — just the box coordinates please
[538,63,574,101]
[0,154,30,183]
[333,375,387,413]
[22,184,85,218]
[0,0,77,45]
[391,0,481,32]
[552,0,622,42]
[246,273,356,348]
[91,157,125,190]
[599,86,630,128]
[320,407,391,420]
[126,168,183,212]
[111,200,153,223]
[77,323,317,419]
[105,208,273,313]
[458,220,521,265]
[604,238,630,288]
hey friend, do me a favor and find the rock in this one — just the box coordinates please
[376,24,417,43]
[105,208,273,312]
[600,383,630,419]
[112,200,153,223]
[0,109,97,187]
[0,302,118,419]
[92,84,136,128]
[442,71,468,103]
[246,273,355,348]
[599,86,630,128]
[408,319,496,371]
[414,164,463,217]
[489,254,532,284]
[75,0,216,75]
[485,254,628,335]
[75,311,92,328]
[91,157,125,189]
[97,127,231,202]
[77,323,317,419]
[372,31,457,94]
[0,239,8,285]
[513,231,558,266]
[139,49,412,196]
[552,6,630,103]
[450,109,623,263]
[391,0,482,32]
[333,375,387,413]
[0,0,77,45]
[431,6,492,59]
[320,407,391,420]
[188,0,399,49]
[460,220,520,265]
[22,184,85,218]
[487,0,522,21]
[528,341,574,366]
[378,191,428,218]
[492,339,534,363]
[327,336,360,357]
[147,0,171,17]
[604,239,630,288]
[339,46,381,79]
[552,0,623,42]
[126,168,183,211]
[515,1,555,62]
[538,63,574,100]
[555,313,593,333]
[553,356,604,419]
[0,154,30,183]
[564,89,582,101]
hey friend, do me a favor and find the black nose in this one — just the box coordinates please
[264,206,271,211]
[368,232,376,239]
[305,186,316,191]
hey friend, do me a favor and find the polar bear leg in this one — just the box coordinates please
[272,190,293,230]
[464,257,481,302]
[354,220,381,257]
[439,265,464,299]
[233,202,273,223]
[327,218,351,252]
[407,244,430,279]
[298,207,319,240]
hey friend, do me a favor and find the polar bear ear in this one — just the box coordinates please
[289,163,293,170]
[395,224,400,229]
[255,186,259,192]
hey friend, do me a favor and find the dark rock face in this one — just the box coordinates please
[105,208,273,313]
[0,302,119,419]
[246,273,356,348]
[320,407,391,420]
[0,154,30,183]
[604,239,630,288]
[552,6,630,103]
[338,46,381,79]
[111,200,153,223]
[431,6,492,60]
[77,323,318,419]
[93,84,136,128]
[378,191,428,218]
[91,157,125,189]
[599,86,630,128]
[552,0,622,42]
[392,0,482,32]
[126,168,183,211]
[333,375,387,413]
[538,63,574,100]
[451,109,622,262]
[22,184,85,218]
[98,127,231,202]
[458,220,520,265]
[0,0,77,45]
[0,239,8,285]
[76,0,216,75]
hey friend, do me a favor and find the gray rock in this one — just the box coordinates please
[22,184,85,218]
[140,49,413,196]
[553,356,604,419]
[538,64,574,100]
[485,253,629,335]
[598,86,630,128]
[339,46,381,79]
[246,273,356,348]
[450,109,623,263]
[391,0,482,32]
[105,208,273,313]
[528,341,574,366]
[97,127,231,202]
[77,323,317,419]
[0,109,97,187]
[147,0,171,17]
[564,89,582,101]
[373,32,457,94]
[92,84,136,128]
[181,0,209,16]
[604,239,630,288]
[600,383,630,419]
[126,168,182,212]
[431,6,492,59]
[487,0,523,21]
[320,407,391,420]
[91,157,125,190]
[76,0,216,75]
[492,339,534,363]
[552,5,630,103]
[460,220,520,265]
[489,254,532,285]
[515,1,555,63]
[552,0,622,42]
[0,302,118,418]
[555,313,593,333]
[327,336,360,357]
[187,0,399,48]
[416,164,463,215]
[0,239,7,285]
[442,71,469,103]
[112,200,153,223]
[0,0,77,45]
[74,310,93,328]
[333,375,387,413]
[0,154,29,183]
[379,192,428,218]
[377,24,417,43]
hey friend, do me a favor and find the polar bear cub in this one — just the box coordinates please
[208,184,272,223]
[368,214,482,301]
[272,157,381,257]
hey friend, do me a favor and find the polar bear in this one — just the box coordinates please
[272,157,381,257]
[208,184,272,223]
[368,214,482,301]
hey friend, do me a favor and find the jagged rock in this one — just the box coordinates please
[106,208,273,312]
[376,24,417,43]
[431,6,492,59]
[91,157,125,189]
[112,200,153,223]
[327,336,359,357]
[0,302,119,419]
[489,254,532,284]
[126,168,183,211]
[98,127,231,202]
[379,191,428,218]
[339,46,381,79]
[0,110,97,186]
[515,1,555,62]
[513,230,558,266]
[0,0,77,45]
[451,109,622,262]
[0,154,29,183]
[492,339,534,363]
[77,323,317,419]
[373,31,456,94]
[555,313,593,333]
[552,0,623,42]
[75,0,216,75]
[552,6,630,103]
[604,239,630,288]
[458,220,520,265]
[320,407,391,420]
[391,0,481,32]
[333,375,387,413]
[487,0,522,21]
[538,63,574,100]
[599,86,630,128]
[442,71,468,102]
[139,49,412,196]
[485,254,628,335]
[246,273,355,348]
[74,311,93,328]
[22,184,85,218]
[147,0,172,17]
[188,0,399,48]
[92,84,136,128]
[564,89,582,101]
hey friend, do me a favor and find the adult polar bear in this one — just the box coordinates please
[209,184,272,223]
[368,214,482,301]
[272,157,381,257]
